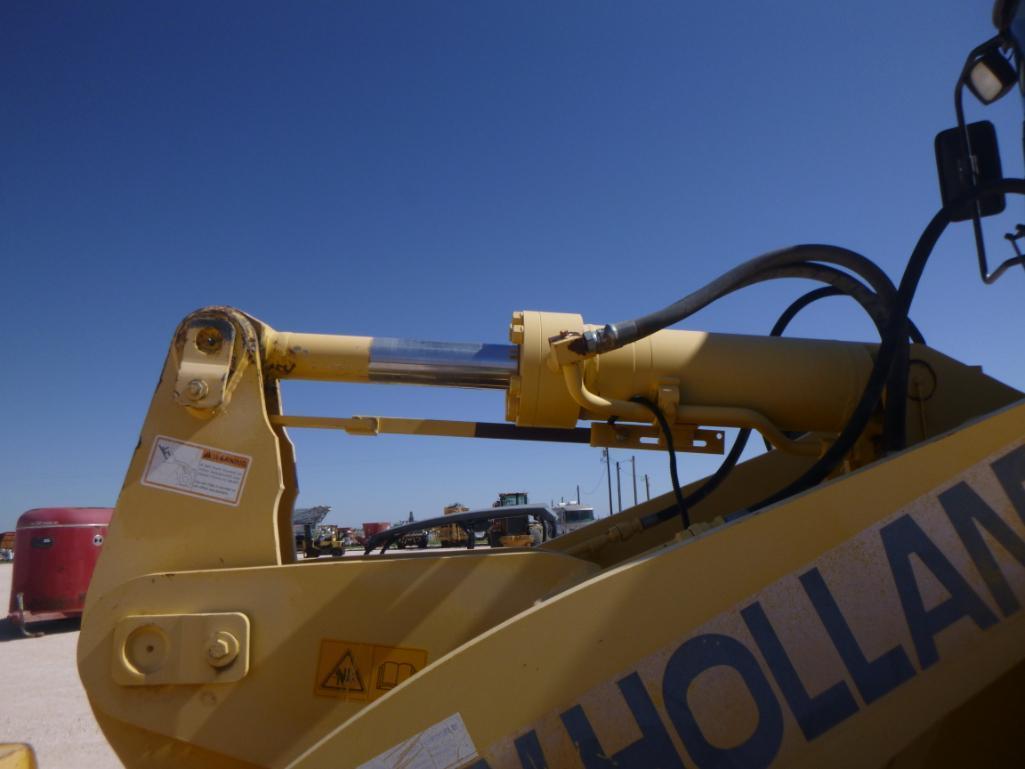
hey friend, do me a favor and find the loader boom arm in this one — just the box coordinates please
[77,299,1025,769]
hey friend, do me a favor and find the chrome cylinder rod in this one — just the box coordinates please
[262,328,517,387]
[368,338,517,388]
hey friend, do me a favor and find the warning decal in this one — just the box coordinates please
[320,650,366,694]
[142,435,251,506]
[356,713,477,769]
[315,639,428,702]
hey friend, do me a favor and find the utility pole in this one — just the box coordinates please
[576,484,580,504]
[616,461,623,513]
[644,473,651,501]
[630,456,638,506]
[604,448,613,517]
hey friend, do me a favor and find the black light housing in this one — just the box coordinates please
[966,46,1017,103]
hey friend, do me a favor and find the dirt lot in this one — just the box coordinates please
[0,563,122,768]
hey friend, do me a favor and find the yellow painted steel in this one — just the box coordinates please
[285,400,1025,769]
[78,304,1025,769]
[263,329,372,382]
[0,746,36,769]
[81,551,597,767]
[510,310,875,436]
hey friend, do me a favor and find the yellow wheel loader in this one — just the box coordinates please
[77,6,1025,768]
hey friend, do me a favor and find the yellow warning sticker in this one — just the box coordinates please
[315,639,428,701]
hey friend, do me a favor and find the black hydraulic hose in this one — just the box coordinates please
[759,286,925,452]
[640,266,891,525]
[630,396,690,528]
[738,264,892,331]
[747,178,1025,513]
[573,244,897,354]
[770,286,925,344]
[678,268,891,511]
[749,263,908,452]
[639,240,931,528]
[570,244,909,452]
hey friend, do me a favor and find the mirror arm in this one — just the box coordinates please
[954,36,1025,284]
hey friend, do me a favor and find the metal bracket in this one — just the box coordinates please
[1004,223,1025,258]
[590,422,724,454]
[174,318,235,411]
[112,612,250,686]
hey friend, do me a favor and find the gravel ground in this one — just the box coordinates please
[0,563,122,768]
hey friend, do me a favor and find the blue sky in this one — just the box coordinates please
[3,2,1024,531]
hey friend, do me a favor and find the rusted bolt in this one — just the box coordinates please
[195,327,224,354]
[205,630,240,668]
[186,379,209,401]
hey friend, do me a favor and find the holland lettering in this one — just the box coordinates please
[481,443,1025,768]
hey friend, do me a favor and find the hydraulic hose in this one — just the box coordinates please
[771,286,925,345]
[638,263,894,528]
[747,179,1025,512]
[569,244,909,452]
[647,276,906,526]
[570,244,897,355]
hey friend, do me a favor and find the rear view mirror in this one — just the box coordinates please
[935,121,1006,221]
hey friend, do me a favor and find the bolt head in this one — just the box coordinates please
[186,379,209,401]
[205,630,240,668]
[207,639,230,659]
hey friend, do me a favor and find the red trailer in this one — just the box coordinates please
[7,507,113,628]
[361,522,390,542]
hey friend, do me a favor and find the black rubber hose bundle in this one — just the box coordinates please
[623,179,1025,531]
[621,247,903,531]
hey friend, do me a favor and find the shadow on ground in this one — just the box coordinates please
[0,615,80,642]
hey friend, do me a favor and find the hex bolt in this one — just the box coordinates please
[186,379,209,401]
[205,630,240,668]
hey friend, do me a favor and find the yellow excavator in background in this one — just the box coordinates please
[76,5,1025,768]
[438,503,471,548]
[488,492,536,548]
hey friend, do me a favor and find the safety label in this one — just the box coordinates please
[315,639,428,702]
[356,713,478,769]
[142,435,251,506]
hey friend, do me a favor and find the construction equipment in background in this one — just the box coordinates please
[76,8,1025,768]
[438,503,470,547]
[0,531,14,562]
[293,506,345,558]
[9,508,111,633]
[299,524,346,559]
[394,529,429,549]
[550,500,596,535]
[487,491,539,547]
[364,504,559,554]
[391,512,429,549]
